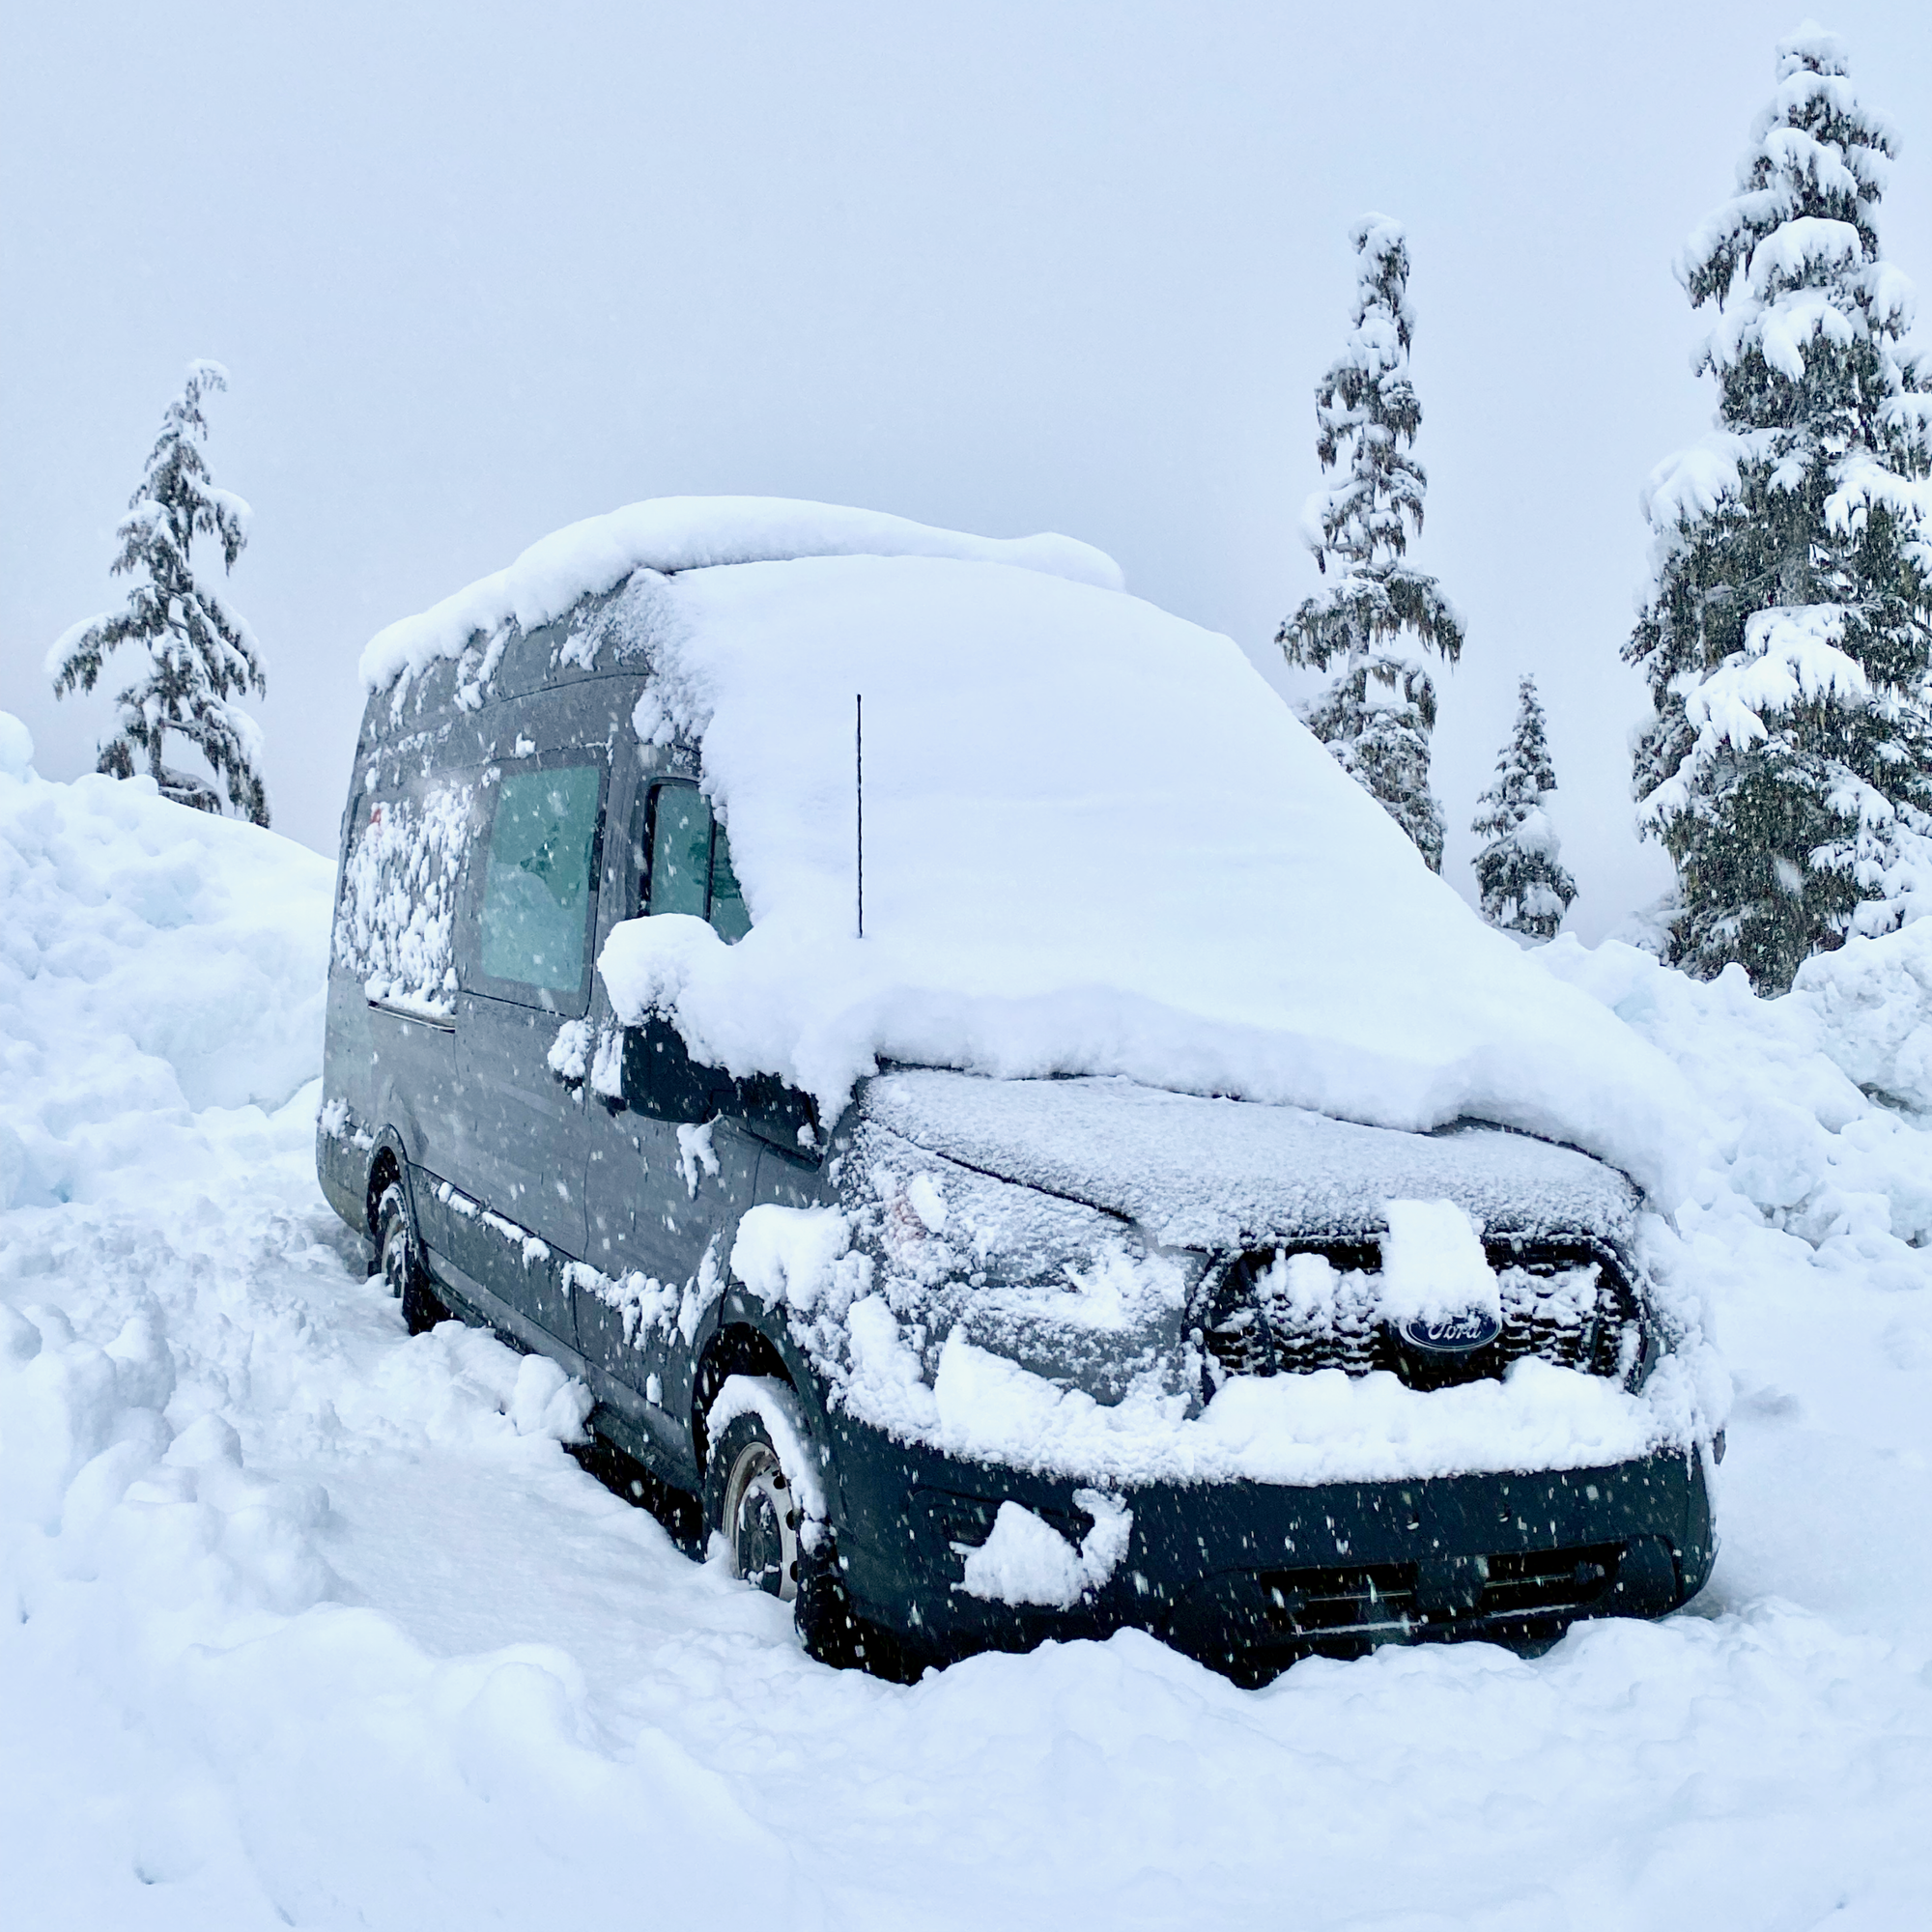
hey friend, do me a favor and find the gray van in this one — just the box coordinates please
[319,530,1715,1683]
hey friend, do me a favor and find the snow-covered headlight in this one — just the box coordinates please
[842,1135,1200,1405]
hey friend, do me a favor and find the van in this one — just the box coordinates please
[318,498,1717,1682]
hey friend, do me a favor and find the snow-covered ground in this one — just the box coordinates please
[4,726,1931,1929]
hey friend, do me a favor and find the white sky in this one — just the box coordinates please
[3,1,1928,939]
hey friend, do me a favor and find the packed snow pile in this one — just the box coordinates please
[0,720,331,1211]
[1791,920,1932,1118]
[355,501,1697,1196]
[0,712,343,1620]
[2,716,1932,1922]
[958,1491,1133,1608]
[1539,930,1932,1273]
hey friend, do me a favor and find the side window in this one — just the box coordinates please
[641,781,751,944]
[335,775,473,1017]
[477,762,605,996]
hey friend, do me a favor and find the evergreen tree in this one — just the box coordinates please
[1472,675,1577,940]
[1279,213,1463,870]
[1626,24,1932,992]
[47,360,270,824]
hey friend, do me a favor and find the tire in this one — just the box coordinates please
[376,1180,448,1336]
[794,1559,915,1681]
[702,1395,917,1679]
[704,1409,804,1602]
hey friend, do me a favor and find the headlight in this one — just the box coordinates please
[841,1123,1199,1405]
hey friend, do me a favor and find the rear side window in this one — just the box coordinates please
[479,763,605,992]
[334,776,473,1017]
[643,782,751,944]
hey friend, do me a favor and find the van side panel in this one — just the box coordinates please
[320,606,792,1500]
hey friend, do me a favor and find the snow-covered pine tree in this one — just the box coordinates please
[1472,675,1577,940]
[1626,24,1932,992]
[1279,213,1463,870]
[47,360,270,824]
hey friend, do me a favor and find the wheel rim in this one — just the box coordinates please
[723,1438,799,1602]
[382,1219,410,1299]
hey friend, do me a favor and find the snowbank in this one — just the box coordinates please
[0,728,793,1922]
[1539,931,1932,1269]
[0,724,332,1214]
[571,541,1697,1199]
[1791,920,1932,1116]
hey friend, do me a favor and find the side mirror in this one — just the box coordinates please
[621,1015,730,1124]
[620,1016,822,1161]
[731,1070,821,1162]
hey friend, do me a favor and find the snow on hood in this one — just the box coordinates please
[856,1071,1641,1255]
[357,496,1122,692]
[583,549,1695,1203]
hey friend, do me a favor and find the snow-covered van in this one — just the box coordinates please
[319,498,1719,1680]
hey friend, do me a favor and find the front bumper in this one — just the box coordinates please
[821,1409,1716,1682]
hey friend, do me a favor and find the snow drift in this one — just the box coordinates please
[359,499,1699,1200]
[0,728,329,1217]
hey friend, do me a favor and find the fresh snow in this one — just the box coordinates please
[356,495,1123,691]
[958,1490,1132,1609]
[852,1068,1644,1253]
[6,719,1932,1924]
[1378,1198,1500,1327]
[793,1085,1715,1485]
[839,1315,1682,1490]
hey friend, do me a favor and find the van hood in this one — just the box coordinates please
[851,1069,1640,1257]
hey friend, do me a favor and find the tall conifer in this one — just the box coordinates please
[1627,25,1932,990]
[1280,214,1463,870]
[47,361,270,824]
[1472,675,1577,940]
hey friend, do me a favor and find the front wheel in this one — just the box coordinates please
[705,1408,802,1602]
[701,1387,915,1679]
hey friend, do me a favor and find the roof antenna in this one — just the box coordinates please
[856,693,865,940]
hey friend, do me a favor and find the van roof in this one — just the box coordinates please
[358,496,1122,693]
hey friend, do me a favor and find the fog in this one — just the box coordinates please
[3,0,1927,938]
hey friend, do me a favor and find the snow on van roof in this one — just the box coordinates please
[358,496,1122,691]
[585,551,1699,1203]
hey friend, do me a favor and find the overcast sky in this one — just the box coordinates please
[4,1,1928,938]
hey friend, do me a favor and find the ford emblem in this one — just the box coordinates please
[1398,1308,1502,1353]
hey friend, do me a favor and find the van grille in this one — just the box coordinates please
[1201,1241,1634,1391]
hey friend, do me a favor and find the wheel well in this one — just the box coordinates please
[693,1323,792,1474]
[365,1148,402,1239]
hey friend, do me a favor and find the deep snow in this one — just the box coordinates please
[4,725,1932,1928]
